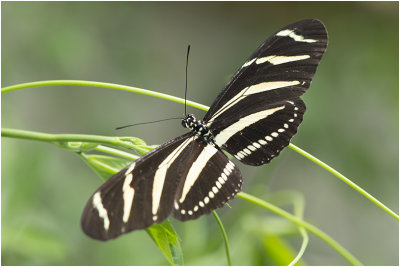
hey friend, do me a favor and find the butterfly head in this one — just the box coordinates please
[181,114,196,129]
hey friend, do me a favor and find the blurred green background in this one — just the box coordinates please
[2,2,398,265]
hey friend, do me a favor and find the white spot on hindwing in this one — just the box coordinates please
[253,142,261,148]
[259,139,267,145]
[212,186,218,194]
[248,145,257,151]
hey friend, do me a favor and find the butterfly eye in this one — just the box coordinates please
[181,120,187,128]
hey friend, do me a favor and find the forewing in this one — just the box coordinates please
[204,19,327,122]
[81,133,194,241]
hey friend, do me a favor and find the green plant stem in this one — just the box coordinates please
[212,211,232,266]
[2,128,140,151]
[2,128,112,143]
[288,143,399,221]
[237,192,363,266]
[268,190,309,265]
[287,191,308,266]
[1,80,209,112]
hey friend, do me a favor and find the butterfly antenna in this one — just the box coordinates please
[115,117,181,130]
[184,44,191,116]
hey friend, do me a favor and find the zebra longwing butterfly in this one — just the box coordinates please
[81,19,328,240]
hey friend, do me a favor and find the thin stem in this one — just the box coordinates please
[2,128,113,144]
[288,143,399,221]
[285,191,309,266]
[1,128,145,151]
[237,192,363,266]
[212,211,232,266]
[1,80,209,112]
[266,190,309,265]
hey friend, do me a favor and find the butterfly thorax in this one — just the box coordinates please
[182,114,215,144]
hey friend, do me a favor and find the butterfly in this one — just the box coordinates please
[81,19,328,240]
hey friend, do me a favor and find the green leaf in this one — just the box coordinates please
[79,153,131,181]
[262,234,304,266]
[146,221,184,266]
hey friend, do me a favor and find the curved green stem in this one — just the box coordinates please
[2,128,144,151]
[288,143,399,221]
[2,128,114,144]
[212,211,232,266]
[1,80,209,112]
[237,192,363,266]
[286,191,309,266]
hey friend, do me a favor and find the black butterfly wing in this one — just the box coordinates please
[81,133,192,240]
[204,19,328,165]
[172,144,242,221]
[81,133,242,241]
